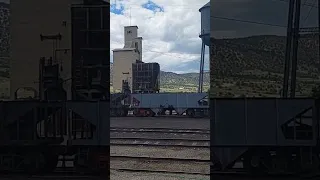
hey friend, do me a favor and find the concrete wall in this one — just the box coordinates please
[124,26,138,43]
[10,0,72,100]
[112,49,139,92]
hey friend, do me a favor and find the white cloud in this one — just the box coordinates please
[110,0,210,74]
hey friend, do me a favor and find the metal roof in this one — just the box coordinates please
[199,2,210,11]
[112,48,136,52]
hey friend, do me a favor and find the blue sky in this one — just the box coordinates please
[110,0,209,74]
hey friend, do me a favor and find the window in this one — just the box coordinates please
[127,30,132,34]
[92,69,101,78]
[62,21,67,27]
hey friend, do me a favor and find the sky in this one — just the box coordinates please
[110,0,210,74]
[211,0,318,39]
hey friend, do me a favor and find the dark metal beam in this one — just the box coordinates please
[198,42,205,93]
[290,0,301,98]
[282,0,295,98]
[318,0,320,76]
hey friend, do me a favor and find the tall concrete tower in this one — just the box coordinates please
[124,26,142,62]
[112,26,143,92]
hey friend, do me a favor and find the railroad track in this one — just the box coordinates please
[115,115,209,119]
[111,127,210,176]
[111,155,210,176]
[110,127,210,134]
[111,155,210,163]
[110,137,210,148]
[210,171,320,180]
[111,168,210,176]
[0,171,103,179]
[24,175,101,179]
[111,127,210,147]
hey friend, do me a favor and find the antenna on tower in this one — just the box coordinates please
[130,7,132,25]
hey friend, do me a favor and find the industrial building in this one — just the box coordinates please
[10,0,109,100]
[112,26,160,93]
[10,0,72,100]
[71,1,109,100]
[132,62,160,93]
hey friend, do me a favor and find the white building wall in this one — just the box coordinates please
[112,25,143,92]
[124,26,138,43]
[112,50,139,92]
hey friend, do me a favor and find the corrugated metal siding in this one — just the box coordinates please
[71,3,109,97]
[131,93,208,108]
[132,62,160,92]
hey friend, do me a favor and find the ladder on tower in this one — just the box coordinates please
[74,59,83,89]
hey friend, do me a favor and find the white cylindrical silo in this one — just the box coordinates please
[199,2,210,46]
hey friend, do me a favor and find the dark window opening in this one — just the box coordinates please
[62,21,67,27]
[92,93,102,99]
[281,108,313,140]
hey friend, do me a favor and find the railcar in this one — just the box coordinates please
[130,93,209,117]
[0,100,109,175]
[211,98,320,175]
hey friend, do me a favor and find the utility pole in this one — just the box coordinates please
[318,0,320,71]
[289,0,301,98]
[282,0,320,98]
[282,0,295,98]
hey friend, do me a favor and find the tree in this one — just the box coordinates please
[208,87,215,98]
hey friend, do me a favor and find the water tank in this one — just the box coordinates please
[199,2,210,46]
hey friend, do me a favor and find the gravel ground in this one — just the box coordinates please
[111,117,210,179]
[111,117,210,130]
[110,145,209,160]
[110,169,210,180]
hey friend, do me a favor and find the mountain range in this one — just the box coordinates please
[109,62,209,88]
[0,2,9,58]
[210,34,319,97]
[211,35,319,78]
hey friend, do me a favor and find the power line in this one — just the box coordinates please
[276,0,318,7]
[110,40,182,59]
[211,16,287,28]
[110,40,203,60]
[144,49,190,59]
[143,43,209,60]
